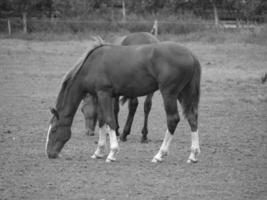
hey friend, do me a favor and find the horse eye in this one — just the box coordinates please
[51,127,57,133]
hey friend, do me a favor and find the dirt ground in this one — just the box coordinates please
[0,38,266,200]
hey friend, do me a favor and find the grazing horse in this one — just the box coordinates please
[46,41,201,164]
[81,32,159,143]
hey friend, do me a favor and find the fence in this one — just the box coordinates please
[0,18,258,35]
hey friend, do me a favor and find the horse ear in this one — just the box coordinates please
[49,107,59,119]
[91,35,104,44]
[96,35,104,44]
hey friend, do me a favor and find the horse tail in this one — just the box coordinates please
[120,96,129,105]
[178,55,201,119]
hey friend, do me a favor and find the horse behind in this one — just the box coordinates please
[81,32,159,143]
[46,41,201,164]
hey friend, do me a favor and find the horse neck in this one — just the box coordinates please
[56,79,84,126]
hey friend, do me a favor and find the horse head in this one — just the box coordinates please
[45,107,71,159]
[45,37,108,159]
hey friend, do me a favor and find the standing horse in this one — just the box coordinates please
[46,41,201,164]
[81,32,159,143]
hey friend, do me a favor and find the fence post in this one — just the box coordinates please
[22,12,27,33]
[7,18,11,35]
[212,0,219,27]
[122,0,126,22]
[151,20,158,36]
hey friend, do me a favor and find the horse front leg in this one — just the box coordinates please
[141,93,153,143]
[120,98,138,142]
[91,125,107,159]
[97,91,119,163]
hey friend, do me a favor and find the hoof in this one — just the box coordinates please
[105,158,116,163]
[88,132,95,136]
[151,150,168,163]
[85,131,95,136]
[186,158,198,164]
[91,153,105,159]
[151,157,163,163]
[106,148,119,163]
[187,148,200,164]
[105,154,117,162]
[140,138,150,143]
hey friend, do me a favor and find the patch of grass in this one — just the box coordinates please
[134,23,266,46]
[243,25,267,45]
[161,25,267,45]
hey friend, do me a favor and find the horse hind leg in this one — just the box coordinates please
[178,84,200,163]
[185,112,200,163]
[141,93,153,143]
[81,94,97,136]
[152,93,180,163]
[113,97,120,137]
[120,98,138,142]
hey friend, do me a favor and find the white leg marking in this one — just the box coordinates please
[106,125,119,163]
[152,129,173,163]
[45,125,52,153]
[187,130,200,163]
[91,126,107,159]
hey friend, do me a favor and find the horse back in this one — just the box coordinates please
[121,32,159,45]
[84,42,198,97]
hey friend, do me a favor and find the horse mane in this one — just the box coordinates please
[55,42,104,110]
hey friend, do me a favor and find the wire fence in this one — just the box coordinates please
[0,17,259,35]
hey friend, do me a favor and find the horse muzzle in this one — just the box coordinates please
[46,150,59,159]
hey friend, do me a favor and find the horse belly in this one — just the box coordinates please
[115,75,158,97]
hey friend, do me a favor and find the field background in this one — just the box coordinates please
[0,34,266,200]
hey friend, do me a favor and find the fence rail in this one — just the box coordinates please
[0,18,260,35]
